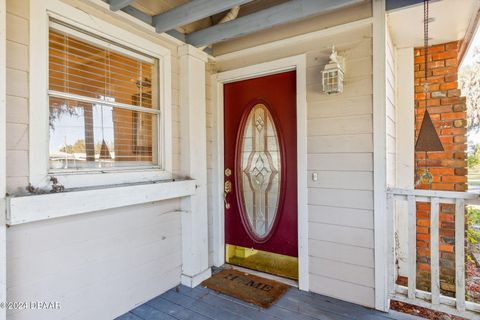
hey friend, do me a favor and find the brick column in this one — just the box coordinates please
[413,41,467,296]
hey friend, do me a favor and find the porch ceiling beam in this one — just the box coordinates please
[152,0,253,34]
[186,0,363,47]
[121,6,152,24]
[120,6,186,42]
[109,0,135,11]
[386,0,424,12]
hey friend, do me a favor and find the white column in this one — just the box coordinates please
[0,0,6,318]
[395,47,415,280]
[373,0,388,312]
[179,44,211,287]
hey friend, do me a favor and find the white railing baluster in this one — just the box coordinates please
[407,194,417,300]
[387,188,480,318]
[387,193,395,295]
[430,197,440,305]
[455,199,466,312]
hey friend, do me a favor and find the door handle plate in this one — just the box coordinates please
[224,180,232,193]
[224,180,232,209]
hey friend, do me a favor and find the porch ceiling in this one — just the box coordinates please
[106,0,365,49]
[387,0,480,49]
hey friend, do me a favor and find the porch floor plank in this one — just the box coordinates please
[116,313,144,320]
[117,284,423,320]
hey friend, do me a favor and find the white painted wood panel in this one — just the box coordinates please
[308,134,373,153]
[308,239,374,268]
[309,256,375,288]
[309,205,373,229]
[7,179,195,225]
[307,170,373,190]
[309,222,374,249]
[6,0,27,18]
[307,115,372,136]
[407,195,417,299]
[385,25,397,188]
[455,199,466,311]
[309,274,375,307]
[308,153,373,171]
[430,197,440,305]
[6,13,27,45]
[0,0,6,318]
[7,199,183,320]
[308,188,374,210]
[307,95,372,119]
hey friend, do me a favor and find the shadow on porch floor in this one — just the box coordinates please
[116,284,423,320]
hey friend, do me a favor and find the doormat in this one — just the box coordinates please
[201,269,289,308]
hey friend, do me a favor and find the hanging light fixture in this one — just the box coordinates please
[322,46,345,95]
[415,0,444,186]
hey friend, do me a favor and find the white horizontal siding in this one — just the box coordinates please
[309,205,373,229]
[307,171,373,190]
[307,95,372,119]
[309,223,374,249]
[305,25,374,307]
[7,199,182,320]
[309,188,374,210]
[309,274,375,307]
[308,115,372,136]
[309,256,374,288]
[309,239,374,268]
[308,153,373,171]
[386,26,396,187]
[308,134,373,153]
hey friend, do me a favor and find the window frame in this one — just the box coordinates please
[30,0,173,189]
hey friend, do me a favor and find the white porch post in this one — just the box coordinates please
[0,0,6,318]
[373,0,389,312]
[0,0,6,317]
[179,44,211,287]
[395,47,415,281]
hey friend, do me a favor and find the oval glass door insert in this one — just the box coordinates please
[238,103,281,240]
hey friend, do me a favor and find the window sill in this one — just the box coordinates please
[47,168,172,190]
[6,179,196,226]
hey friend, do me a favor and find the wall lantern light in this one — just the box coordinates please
[322,46,345,95]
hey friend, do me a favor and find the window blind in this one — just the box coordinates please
[48,22,160,171]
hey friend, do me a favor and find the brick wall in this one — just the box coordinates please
[413,41,467,296]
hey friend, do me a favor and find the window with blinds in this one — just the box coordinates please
[48,21,160,171]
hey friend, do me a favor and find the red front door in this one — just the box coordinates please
[224,71,298,278]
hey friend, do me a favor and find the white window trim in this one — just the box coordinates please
[29,0,172,189]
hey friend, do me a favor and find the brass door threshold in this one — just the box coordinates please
[225,244,298,280]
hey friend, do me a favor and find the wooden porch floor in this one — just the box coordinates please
[116,284,422,320]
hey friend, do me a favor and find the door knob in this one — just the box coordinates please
[224,180,232,209]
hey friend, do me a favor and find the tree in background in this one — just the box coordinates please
[460,47,480,132]
[460,47,480,169]
[59,139,113,155]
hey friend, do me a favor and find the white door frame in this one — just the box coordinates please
[212,54,309,291]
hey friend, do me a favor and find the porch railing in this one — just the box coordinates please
[387,188,480,319]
